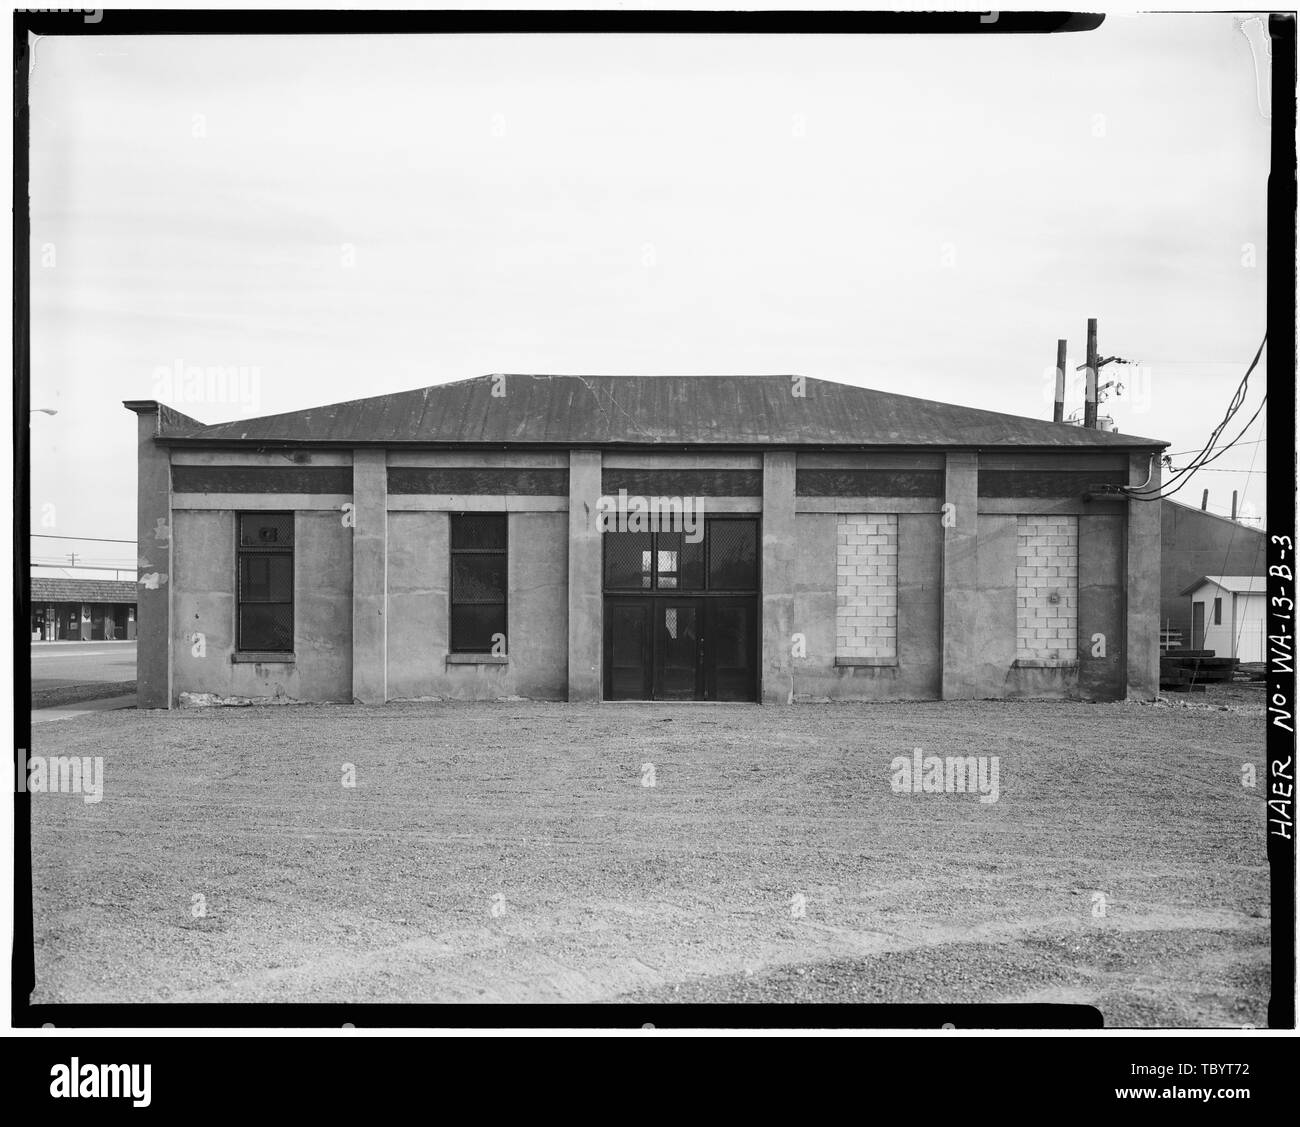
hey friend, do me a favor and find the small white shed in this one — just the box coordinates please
[1179,575,1266,662]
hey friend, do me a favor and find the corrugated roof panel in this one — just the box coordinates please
[157,374,1167,448]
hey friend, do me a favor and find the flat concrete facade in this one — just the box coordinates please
[128,417,1164,707]
[1160,498,1267,648]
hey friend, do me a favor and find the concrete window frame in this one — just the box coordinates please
[234,511,295,657]
[448,512,509,656]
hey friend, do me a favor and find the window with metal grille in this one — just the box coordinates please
[706,519,757,591]
[237,513,294,652]
[450,513,507,653]
[603,530,653,589]
[603,520,755,593]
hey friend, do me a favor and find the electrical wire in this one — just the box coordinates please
[1136,334,1265,496]
[1126,332,1267,501]
[1153,396,1267,501]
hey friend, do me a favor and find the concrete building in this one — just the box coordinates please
[30,577,137,642]
[1160,498,1267,650]
[125,375,1166,708]
[1180,575,1266,662]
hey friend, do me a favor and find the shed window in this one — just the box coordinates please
[237,513,294,652]
[450,514,507,653]
[1213,597,1222,626]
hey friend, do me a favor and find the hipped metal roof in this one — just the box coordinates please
[137,374,1167,449]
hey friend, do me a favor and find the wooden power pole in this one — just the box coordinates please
[1053,339,1067,423]
[1083,317,1099,429]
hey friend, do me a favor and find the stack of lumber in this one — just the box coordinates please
[1159,650,1239,692]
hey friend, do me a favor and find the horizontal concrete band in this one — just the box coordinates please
[396,496,763,513]
[388,495,568,512]
[602,453,763,469]
[176,496,1121,517]
[978,497,1127,514]
[797,498,942,513]
[173,493,352,511]
[173,494,769,513]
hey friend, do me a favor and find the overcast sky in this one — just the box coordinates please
[28,14,1272,575]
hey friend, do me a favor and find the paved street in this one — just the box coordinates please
[30,641,137,691]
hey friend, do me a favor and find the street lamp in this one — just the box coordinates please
[31,408,57,416]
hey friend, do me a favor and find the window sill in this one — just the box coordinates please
[446,654,508,665]
[1013,659,1078,669]
[232,652,295,664]
[834,656,899,667]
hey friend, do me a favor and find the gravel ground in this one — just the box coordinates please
[28,687,1270,1025]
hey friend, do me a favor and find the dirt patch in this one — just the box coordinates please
[28,699,1270,1025]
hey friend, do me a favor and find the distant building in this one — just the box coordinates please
[1160,499,1266,650]
[125,375,1166,708]
[1180,575,1266,662]
[30,577,137,641]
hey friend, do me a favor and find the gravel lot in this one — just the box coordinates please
[29,688,1270,1025]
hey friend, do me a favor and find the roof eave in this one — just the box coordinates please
[155,436,1170,452]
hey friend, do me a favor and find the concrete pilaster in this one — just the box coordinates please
[761,451,797,704]
[351,450,387,703]
[125,403,172,708]
[1125,451,1162,700]
[940,452,980,699]
[567,450,603,701]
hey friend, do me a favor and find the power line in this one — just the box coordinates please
[1128,332,1266,501]
[30,562,137,572]
[31,534,137,544]
[1152,401,1266,502]
[1165,438,1266,457]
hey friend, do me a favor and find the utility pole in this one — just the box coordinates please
[1201,489,1209,511]
[1073,318,1136,430]
[1083,318,1098,429]
[1053,339,1067,423]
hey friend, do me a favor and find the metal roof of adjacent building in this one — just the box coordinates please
[31,577,138,603]
[1179,575,1267,597]
[137,374,1167,449]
